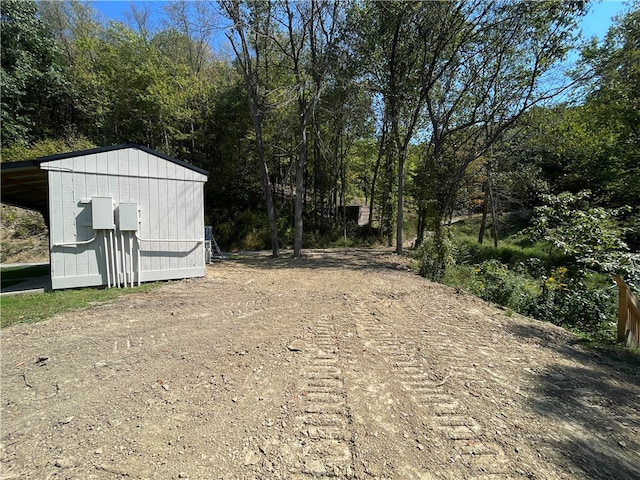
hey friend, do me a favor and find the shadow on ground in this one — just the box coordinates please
[508,323,640,480]
[0,263,51,295]
[223,247,414,273]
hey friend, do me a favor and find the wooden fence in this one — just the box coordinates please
[613,276,640,348]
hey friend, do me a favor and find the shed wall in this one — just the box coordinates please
[42,148,207,289]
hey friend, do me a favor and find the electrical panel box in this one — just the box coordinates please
[119,203,139,231]
[92,197,114,230]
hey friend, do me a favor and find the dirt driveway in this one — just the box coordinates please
[1,248,639,479]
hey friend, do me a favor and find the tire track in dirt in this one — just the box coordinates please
[293,315,356,478]
[354,302,512,479]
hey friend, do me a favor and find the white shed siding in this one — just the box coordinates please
[42,147,207,290]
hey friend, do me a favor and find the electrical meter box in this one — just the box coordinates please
[119,203,139,231]
[92,197,114,230]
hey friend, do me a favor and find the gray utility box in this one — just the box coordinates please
[118,203,139,231]
[92,197,114,230]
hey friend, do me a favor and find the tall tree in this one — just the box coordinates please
[579,4,640,209]
[274,0,342,257]
[220,0,280,257]
[414,0,587,262]
[1,0,72,145]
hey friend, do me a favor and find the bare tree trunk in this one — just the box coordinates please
[368,114,388,229]
[478,182,489,244]
[395,148,406,254]
[489,181,499,248]
[294,121,306,258]
[222,0,279,257]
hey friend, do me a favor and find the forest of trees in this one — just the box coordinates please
[2,0,638,261]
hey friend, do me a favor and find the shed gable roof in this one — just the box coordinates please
[1,143,208,215]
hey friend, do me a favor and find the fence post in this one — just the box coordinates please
[613,275,628,343]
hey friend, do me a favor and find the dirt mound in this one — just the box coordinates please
[1,248,639,479]
[1,205,49,264]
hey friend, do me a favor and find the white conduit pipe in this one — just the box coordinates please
[120,232,127,287]
[129,233,134,288]
[133,235,204,286]
[135,234,204,244]
[52,236,97,247]
[136,235,141,287]
[103,232,111,289]
[115,232,122,288]
[110,230,119,288]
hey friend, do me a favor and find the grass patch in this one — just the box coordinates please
[1,282,161,328]
[1,264,50,289]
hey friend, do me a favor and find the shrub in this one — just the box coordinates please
[416,229,455,281]
[215,210,272,251]
[459,259,616,338]
[467,260,538,313]
[525,279,615,335]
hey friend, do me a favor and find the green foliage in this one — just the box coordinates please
[1,135,95,162]
[528,191,634,276]
[1,0,73,145]
[438,204,630,339]
[456,240,553,270]
[214,210,272,252]
[0,205,47,239]
[415,229,455,282]
[454,258,617,338]
[526,278,615,334]
[467,260,539,313]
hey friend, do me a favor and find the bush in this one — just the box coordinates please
[454,238,554,268]
[416,229,455,281]
[214,210,272,251]
[466,260,538,313]
[453,259,617,338]
[1,205,47,239]
[525,280,615,334]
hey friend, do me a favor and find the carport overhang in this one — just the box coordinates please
[1,159,49,224]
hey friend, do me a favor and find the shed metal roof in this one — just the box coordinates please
[1,143,208,217]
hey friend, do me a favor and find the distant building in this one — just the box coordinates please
[1,144,208,289]
[338,205,370,226]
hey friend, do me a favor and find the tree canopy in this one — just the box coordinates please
[1,0,637,255]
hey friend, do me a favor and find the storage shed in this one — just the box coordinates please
[1,144,208,290]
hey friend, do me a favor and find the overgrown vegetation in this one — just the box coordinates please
[0,205,49,263]
[418,193,639,345]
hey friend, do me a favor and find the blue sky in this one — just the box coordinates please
[92,0,630,58]
[581,0,629,40]
[93,0,630,44]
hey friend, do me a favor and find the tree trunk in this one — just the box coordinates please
[489,181,499,248]
[415,206,426,248]
[396,148,406,254]
[222,1,279,257]
[478,182,489,244]
[368,115,388,229]
[294,120,306,258]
